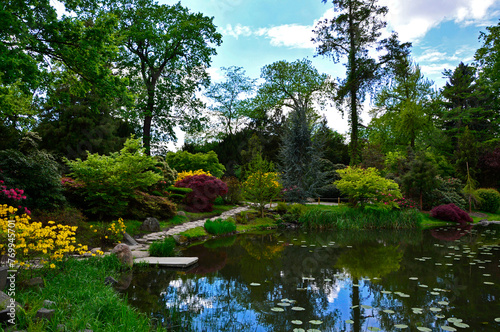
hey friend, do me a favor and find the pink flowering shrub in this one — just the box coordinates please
[0,180,30,215]
[175,175,228,212]
[430,203,472,225]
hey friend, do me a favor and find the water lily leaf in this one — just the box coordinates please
[495,317,500,322]
[418,284,428,288]
[307,329,321,332]
[430,292,440,295]
[438,301,449,305]
[309,320,322,325]
[430,307,442,312]
[394,324,408,329]
[436,314,446,319]
[293,329,305,332]
[291,306,305,311]
[483,274,491,277]
[352,284,359,287]
[368,327,381,331]
[291,320,302,325]
[383,310,395,314]
[271,307,284,312]
[447,318,460,323]
[381,291,392,294]
[416,328,432,332]
[324,278,332,282]
[484,281,494,285]
[277,302,291,307]
[361,305,372,309]
[250,283,261,286]
[346,320,354,324]
[350,305,359,309]
[409,277,418,280]
[441,326,457,331]
[453,322,469,328]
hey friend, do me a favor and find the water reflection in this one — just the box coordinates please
[123,226,500,331]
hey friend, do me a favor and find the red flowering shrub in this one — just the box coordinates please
[175,175,228,212]
[430,203,472,225]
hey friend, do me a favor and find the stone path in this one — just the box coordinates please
[130,205,251,258]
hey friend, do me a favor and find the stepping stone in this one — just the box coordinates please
[134,257,198,268]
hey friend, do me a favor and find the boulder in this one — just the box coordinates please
[110,244,133,267]
[140,217,161,232]
[176,211,186,217]
[123,232,139,246]
[35,308,55,321]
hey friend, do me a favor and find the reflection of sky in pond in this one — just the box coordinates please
[124,226,500,331]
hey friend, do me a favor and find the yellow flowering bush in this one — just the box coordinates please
[0,204,93,267]
[90,218,127,246]
[175,169,212,183]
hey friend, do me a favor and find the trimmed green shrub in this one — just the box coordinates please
[204,218,236,235]
[299,207,421,229]
[475,188,500,213]
[166,150,225,178]
[149,237,176,257]
[127,191,176,220]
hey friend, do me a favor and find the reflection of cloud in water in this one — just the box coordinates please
[162,278,214,311]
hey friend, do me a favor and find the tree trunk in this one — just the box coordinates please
[143,83,155,156]
[348,4,360,165]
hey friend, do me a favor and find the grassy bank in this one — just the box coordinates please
[12,256,152,332]
[299,205,422,229]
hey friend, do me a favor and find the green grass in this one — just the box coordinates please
[236,217,276,232]
[179,226,208,239]
[299,206,422,229]
[204,218,236,235]
[14,256,152,332]
[149,236,177,256]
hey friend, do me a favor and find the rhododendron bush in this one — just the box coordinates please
[175,174,228,212]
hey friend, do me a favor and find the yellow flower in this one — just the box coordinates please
[50,264,56,269]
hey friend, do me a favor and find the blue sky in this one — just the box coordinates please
[160,0,500,143]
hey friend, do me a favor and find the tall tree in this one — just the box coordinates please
[369,57,434,151]
[114,0,222,154]
[255,59,333,201]
[313,0,410,164]
[205,66,256,139]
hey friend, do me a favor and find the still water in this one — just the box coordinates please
[123,225,499,331]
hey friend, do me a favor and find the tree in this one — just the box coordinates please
[114,0,222,154]
[401,151,439,210]
[369,57,434,150]
[205,66,256,139]
[313,0,411,164]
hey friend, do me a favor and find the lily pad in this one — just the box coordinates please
[394,324,408,329]
[277,302,291,307]
[383,310,395,314]
[416,328,432,332]
[293,329,305,332]
[418,284,428,288]
[271,307,284,312]
[429,307,442,312]
[381,291,392,294]
[291,306,305,311]
[360,305,372,309]
[307,329,321,332]
[453,322,469,328]
[368,327,381,331]
[250,283,261,286]
[309,320,323,325]
[441,326,457,331]
[438,301,449,305]
[495,317,500,322]
[484,281,494,285]
[430,292,440,295]
[350,305,359,309]
[291,320,303,325]
[409,277,418,280]
[436,314,446,319]
[346,320,354,324]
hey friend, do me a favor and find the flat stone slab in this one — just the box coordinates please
[134,257,198,268]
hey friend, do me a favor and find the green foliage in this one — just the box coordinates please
[222,176,242,204]
[204,218,236,235]
[275,202,288,214]
[401,151,440,209]
[127,191,176,221]
[335,166,402,210]
[166,150,225,178]
[476,188,500,213]
[148,237,176,257]
[65,137,162,218]
[282,203,308,223]
[427,176,467,210]
[179,226,207,239]
[299,207,421,229]
[0,133,65,210]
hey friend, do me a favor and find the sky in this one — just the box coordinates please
[159,0,500,147]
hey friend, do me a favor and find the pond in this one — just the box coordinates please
[123,225,500,331]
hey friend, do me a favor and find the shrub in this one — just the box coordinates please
[166,150,225,178]
[282,203,307,223]
[65,137,162,218]
[276,202,288,214]
[175,174,228,212]
[0,146,65,211]
[31,207,87,226]
[89,218,127,246]
[0,205,94,267]
[335,166,402,210]
[242,171,282,217]
[427,176,467,210]
[475,188,500,213]
[175,169,212,183]
[204,218,236,235]
[127,191,176,220]
[147,156,177,194]
[214,196,224,205]
[430,203,472,225]
[149,237,176,257]
[222,176,242,204]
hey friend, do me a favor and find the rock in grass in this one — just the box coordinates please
[36,307,55,320]
[140,217,161,232]
[111,243,133,267]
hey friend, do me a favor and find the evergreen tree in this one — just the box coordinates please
[401,151,439,210]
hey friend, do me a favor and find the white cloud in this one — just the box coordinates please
[379,0,500,42]
[219,24,253,39]
[256,24,315,49]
